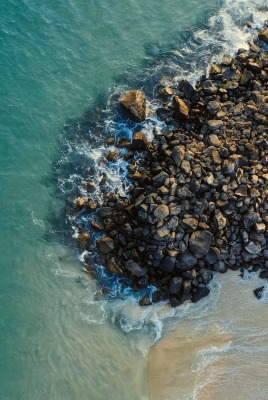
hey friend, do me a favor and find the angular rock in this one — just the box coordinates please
[154,204,169,220]
[97,236,114,254]
[106,150,120,162]
[169,277,183,294]
[179,251,197,270]
[160,256,176,272]
[107,259,124,276]
[172,145,185,166]
[77,233,90,249]
[125,260,147,277]
[152,171,169,187]
[207,120,223,131]
[192,287,210,303]
[119,90,146,121]
[254,286,264,299]
[179,79,195,99]
[173,96,189,120]
[132,132,149,150]
[258,28,268,44]
[189,230,212,258]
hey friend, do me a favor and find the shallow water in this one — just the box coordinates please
[1,0,268,399]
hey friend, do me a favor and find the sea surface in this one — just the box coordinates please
[0,0,268,399]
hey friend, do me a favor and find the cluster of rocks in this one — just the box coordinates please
[76,28,268,306]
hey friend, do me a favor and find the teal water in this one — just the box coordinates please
[1,0,267,399]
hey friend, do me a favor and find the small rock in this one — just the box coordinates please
[125,260,147,277]
[154,204,170,220]
[90,220,104,231]
[76,197,87,208]
[179,251,197,270]
[139,295,152,306]
[172,145,185,166]
[207,120,223,131]
[245,241,261,256]
[179,79,195,99]
[189,230,212,258]
[173,96,189,120]
[258,28,268,44]
[107,259,124,276]
[160,256,176,272]
[202,80,218,94]
[106,150,120,162]
[192,287,210,303]
[77,233,90,249]
[169,277,183,294]
[152,171,169,187]
[97,236,114,254]
[253,286,264,299]
[132,132,149,150]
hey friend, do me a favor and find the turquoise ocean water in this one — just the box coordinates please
[1,0,268,399]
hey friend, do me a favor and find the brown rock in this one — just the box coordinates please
[132,132,149,150]
[258,28,268,44]
[173,96,189,120]
[76,197,87,208]
[77,233,90,249]
[119,90,146,121]
[97,236,114,254]
[106,150,120,162]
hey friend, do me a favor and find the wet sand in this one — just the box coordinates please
[149,272,268,400]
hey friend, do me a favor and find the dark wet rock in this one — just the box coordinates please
[139,295,152,306]
[207,120,223,131]
[152,171,169,187]
[179,251,197,270]
[86,181,96,192]
[202,80,218,94]
[179,79,195,99]
[160,256,176,272]
[240,69,254,86]
[169,277,183,294]
[76,197,87,208]
[259,271,268,279]
[96,236,114,254]
[189,230,212,258]
[77,233,90,249]
[258,28,268,44]
[254,286,264,299]
[207,101,221,115]
[205,247,220,265]
[106,150,120,162]
[154,204,169,220]
[125,260,147,277]
[132,132,149,150]
[172,145,185,166]
[192,286,210,303]
[106,137,115,145]
[119,90,146,121]
[90,220,104,231]
[107,259,124,276]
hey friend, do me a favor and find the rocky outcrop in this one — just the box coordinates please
[75,31,268,307]
[119,90,146,122]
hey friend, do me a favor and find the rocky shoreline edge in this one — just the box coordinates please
[75,27,268,307]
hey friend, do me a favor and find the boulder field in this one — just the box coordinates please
[76,30,268,306]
